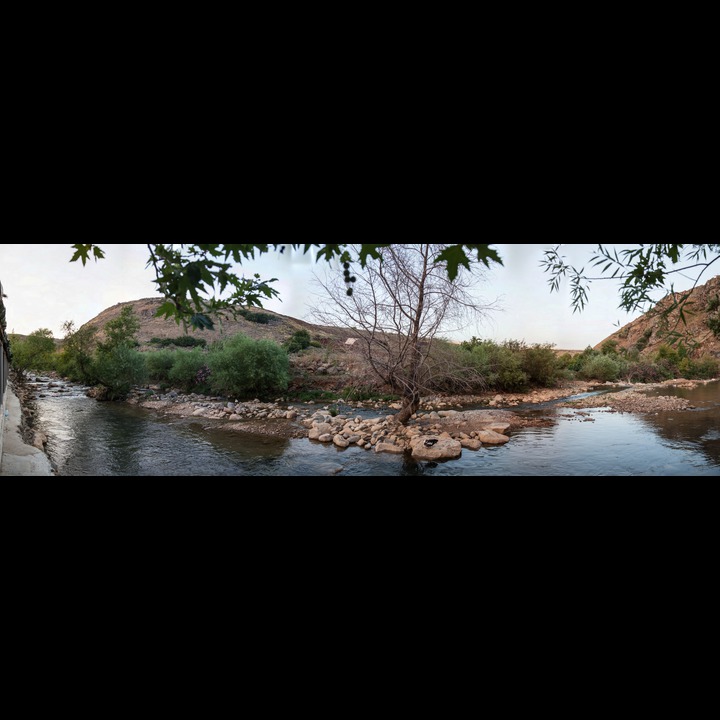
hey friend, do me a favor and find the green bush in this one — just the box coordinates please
[680,355,720,379]
[635,328,653,353]
[522,344,559,386]
[150,336,207,348]
[9,329,57,375]
[208,334,289,399]
[145,350,176,384]
[237,309,275,324]
[706,312,720,339]
[601,340,619,356]
[93,346,147,400]
[168,349,208,393]
[579,355,622,382]
[284,330,312,354]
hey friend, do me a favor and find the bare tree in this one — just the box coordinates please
[310,244,498,424]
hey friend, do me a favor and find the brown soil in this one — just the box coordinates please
[593,274,720,359]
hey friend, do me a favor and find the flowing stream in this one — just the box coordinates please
[25,378,720,476]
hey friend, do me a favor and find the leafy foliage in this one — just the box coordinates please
[541,244,720,351]
[145,350,176,384]
[56,321,99,383]
[150,336,207,348]
[69,244,504,331]
[237,309,276,324]
[97,306,141,353]
[284,329,312,354]
[8,329,56,375]
[207,334,289,399]
[168,349,208,393]
[92,345,147,400]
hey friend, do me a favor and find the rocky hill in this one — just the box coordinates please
[80,298,375,394]
[81,297,357,347]
[594,274,720,358]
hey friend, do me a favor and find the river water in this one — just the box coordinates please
[26,378,720,476]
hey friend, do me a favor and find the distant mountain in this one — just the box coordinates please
[594,275,720,358]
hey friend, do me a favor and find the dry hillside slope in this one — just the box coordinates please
[594,274,720,358]
[81,298,358,347]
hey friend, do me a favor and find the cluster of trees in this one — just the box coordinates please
[442,337,718,392]
[10,307,291,401]
[555,341,719,384]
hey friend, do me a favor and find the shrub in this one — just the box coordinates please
[601,340,619,356]
[93,346,147,400]
[706,312,720,339]
[579,355,621,382]
[681,355,720,379]
[150,336,207,348]
[284,330,312,354]
[237,309,275,324]
[522,344,559,386]
[145,350,176,384]
[635,328,653,353]
[9,329,56,375]
[626,361,663,383]
[208,334,289,399]
[168,349,208,393]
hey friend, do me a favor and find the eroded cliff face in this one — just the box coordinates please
[594,275,720,359]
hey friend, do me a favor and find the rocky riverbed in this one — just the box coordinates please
[15,374,718,465]
[556,378,716,413]
[124,377,717,460]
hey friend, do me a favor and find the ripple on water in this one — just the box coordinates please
[30,381,720,476]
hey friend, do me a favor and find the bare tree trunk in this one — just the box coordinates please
[395,388,421,424]
[309,243,498,425]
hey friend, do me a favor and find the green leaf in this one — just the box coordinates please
[155,301,178,320]
[190,314,215,331]
[435,246,471,280]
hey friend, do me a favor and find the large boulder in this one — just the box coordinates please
[410,436,462,461]
[476,430,510,445]
[309,422,334,440]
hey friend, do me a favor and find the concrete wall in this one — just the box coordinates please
[0,280,9,464]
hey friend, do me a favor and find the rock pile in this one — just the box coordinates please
[303,410,511,460]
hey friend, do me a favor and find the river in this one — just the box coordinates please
[26,378,720,476]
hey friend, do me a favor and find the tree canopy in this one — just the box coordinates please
[70,244,719,337]
[542,244,720,345]
[69,244,504,329]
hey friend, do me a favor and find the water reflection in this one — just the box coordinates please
[29,377,720,477]
[630,380,720,466]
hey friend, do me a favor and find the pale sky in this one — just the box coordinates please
[0,243,710,349]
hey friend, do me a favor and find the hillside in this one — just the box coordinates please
[594,274,720,358]
[80,298,376,394]
[81,297,357,347]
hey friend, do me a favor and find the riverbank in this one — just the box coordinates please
[0,381,54,476]
[12,372,719,474]
[15,373,717,469]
